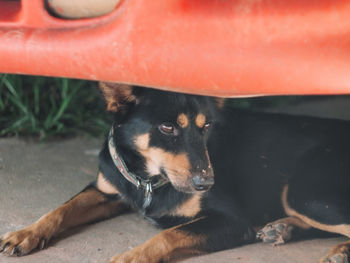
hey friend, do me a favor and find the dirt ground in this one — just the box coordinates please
[1,96,349,263]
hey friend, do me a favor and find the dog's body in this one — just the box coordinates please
[1,85,350,262]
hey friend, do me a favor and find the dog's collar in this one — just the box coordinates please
[108,126,169,209]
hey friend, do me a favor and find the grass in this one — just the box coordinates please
[0,74,110,140]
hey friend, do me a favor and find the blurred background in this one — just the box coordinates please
[0,74,110,139]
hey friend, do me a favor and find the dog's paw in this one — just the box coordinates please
[256,222,293,245]
[109,249,152,263]
[320,253,349,263]
[0,228,47,256]
[320,241,350,263]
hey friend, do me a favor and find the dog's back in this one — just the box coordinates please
[211,109,350,226]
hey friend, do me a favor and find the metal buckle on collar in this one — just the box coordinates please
[136,179,141,189]
[142,182,153,209]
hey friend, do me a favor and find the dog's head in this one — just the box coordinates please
[100,82,224,193]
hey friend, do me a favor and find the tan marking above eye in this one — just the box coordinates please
[177,113,189,128]
[195,113,206,128]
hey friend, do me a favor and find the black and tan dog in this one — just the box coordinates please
[1,84,349,263]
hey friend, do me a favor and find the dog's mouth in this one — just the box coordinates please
[160,167,169,181]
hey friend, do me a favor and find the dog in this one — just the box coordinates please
[1,83,349,263]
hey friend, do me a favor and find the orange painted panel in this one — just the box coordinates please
[0,0,350,97]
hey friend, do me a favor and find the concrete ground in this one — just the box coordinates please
[1,96,349,263]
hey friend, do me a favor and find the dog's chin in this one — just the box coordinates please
[172,184,211,194]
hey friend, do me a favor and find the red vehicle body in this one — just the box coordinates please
[1,0,350,97]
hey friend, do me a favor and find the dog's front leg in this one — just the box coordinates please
[0,185,128,256]
[109,214,255,263]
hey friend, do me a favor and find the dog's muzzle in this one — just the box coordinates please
[191,174,214,191]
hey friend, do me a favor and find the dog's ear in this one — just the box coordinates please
[99,82,137,112]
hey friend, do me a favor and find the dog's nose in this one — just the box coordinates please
[191,175,214,191]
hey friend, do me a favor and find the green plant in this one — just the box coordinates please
[0,74,110,139]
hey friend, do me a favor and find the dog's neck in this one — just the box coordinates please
[108,126,169,209]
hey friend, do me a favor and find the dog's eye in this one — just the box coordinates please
[203,122,211,132]
[159,123,176,135]
[203,122,211,130]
